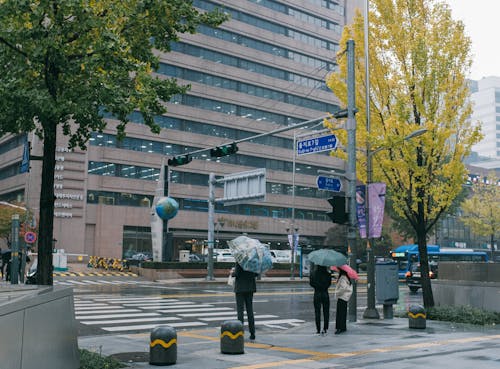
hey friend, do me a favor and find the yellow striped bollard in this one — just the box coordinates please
[408,304,426,329]
[220,320,244,354]
[150,325,177,365]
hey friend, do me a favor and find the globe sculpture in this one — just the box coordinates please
[155,197,179,221]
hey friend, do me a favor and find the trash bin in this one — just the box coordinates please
[150,325,177,365]
[220,320,244,354]
[408,304,426,329]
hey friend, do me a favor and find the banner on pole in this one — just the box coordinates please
[356,183,386,239]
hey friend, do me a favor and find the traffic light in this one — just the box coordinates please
[167,155,192,167]
[210,143,239,158]
[326,196,348,224]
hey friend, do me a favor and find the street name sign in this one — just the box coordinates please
[297,134,337,156]
[316,176,342,192]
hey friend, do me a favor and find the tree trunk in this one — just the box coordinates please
[37,123,57,285]
[417,232,434,308]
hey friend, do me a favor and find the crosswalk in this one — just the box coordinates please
[74,295,305,333]
[55,279,155,287]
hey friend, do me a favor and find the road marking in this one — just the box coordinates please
[75,312,160,320]
[75,309,140,315]
[102,321,206,332]
[199,315,278,322]
[81,317,181,325]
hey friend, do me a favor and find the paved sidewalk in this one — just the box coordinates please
[79,318,500,369]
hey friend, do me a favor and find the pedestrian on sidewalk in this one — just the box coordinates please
[309,263,332,335]
[233,262,258,341]
[334,267,353,334]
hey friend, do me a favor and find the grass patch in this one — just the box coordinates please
[79,349,127,369]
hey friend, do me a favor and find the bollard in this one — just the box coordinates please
[408,304,426,329]
[150,325,177,366]
[220,320,244,354]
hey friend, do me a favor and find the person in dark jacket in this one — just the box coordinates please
[309,263,332,335]
[233,262,258,340]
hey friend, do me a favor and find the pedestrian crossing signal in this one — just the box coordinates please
[327,196,348,224]
[167,155,192,167]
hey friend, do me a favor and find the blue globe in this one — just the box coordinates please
[155,197,179,220]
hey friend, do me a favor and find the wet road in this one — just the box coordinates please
[58,275,423,337]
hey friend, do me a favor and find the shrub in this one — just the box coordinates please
[426,305,500,325]
[79,349,126,369]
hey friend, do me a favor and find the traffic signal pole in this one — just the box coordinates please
[346,40,358,322]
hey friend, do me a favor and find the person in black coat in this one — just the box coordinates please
[233,262,258,340]
[309,263,332,335]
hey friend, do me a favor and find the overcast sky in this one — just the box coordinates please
[445,0,500,80]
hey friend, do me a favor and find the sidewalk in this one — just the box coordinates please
[79,318,500,369]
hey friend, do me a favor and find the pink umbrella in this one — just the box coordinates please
[331,264,359,280]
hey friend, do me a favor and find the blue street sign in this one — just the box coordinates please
[297,134,337,155]
[316,176,342,192]
[20,139,30,173]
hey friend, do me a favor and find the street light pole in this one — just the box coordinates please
[346,39,358,322]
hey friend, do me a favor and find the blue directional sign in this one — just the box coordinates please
[297,134,337,156]
[316,176,342,192]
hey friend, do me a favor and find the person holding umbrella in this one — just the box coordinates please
[233,262,258,340]
[228,236,273,341]
[309,263,332,335]
[333,265,355,334]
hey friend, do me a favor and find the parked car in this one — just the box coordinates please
[215,251,235,263]
[129,252,153,262]
[189,254,202,262]
[269,250,290,263]
[405,263,437,292]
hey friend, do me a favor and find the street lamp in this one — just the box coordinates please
[363,128,428,319]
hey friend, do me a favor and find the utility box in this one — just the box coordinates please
[376,261,399,319]
[179,250,190,262]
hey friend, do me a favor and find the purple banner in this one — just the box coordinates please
[368,182,386,239]
[356,183,386,239]
[356,185,367,238]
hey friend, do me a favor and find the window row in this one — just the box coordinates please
[0,134,26,156]
[0,161,21,180]
[88,162,160,180]
[306,0,344,15]
[86,190,329,221]
[89,132,331,180]
[194,0,338,52]
[158,63,338,112]
[170,94,304,127]
[171,42,329,91]
[87,190,154,207]
[197,25,336,71]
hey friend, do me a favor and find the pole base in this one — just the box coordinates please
[362,307,380,319]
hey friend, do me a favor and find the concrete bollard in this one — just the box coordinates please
[408,304,426,329]
[149,325,177,366]
[220,320,244,354]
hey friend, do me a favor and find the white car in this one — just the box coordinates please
[216,251,235,263]
[270,250,291,263]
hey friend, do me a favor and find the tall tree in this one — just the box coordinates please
[461,173,500,260]
[326,0,482,307]
[0,0,227,285]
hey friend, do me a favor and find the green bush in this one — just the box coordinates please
[79,349,126,369]
[398,305,500,325]
[426,305,500,325]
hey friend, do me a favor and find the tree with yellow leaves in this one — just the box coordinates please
[461,174,500,260]
[326,0,482,307]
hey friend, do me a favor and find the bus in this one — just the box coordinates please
[390,244,488,279]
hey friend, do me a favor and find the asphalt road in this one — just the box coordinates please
[55,274,423,337]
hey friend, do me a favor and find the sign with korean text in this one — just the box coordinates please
[297,134,337,156]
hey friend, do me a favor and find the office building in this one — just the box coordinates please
[0,0,364,260]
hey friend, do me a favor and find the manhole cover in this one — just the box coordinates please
[109,352,149,363]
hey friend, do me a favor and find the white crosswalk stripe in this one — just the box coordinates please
[73,295,305,333]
